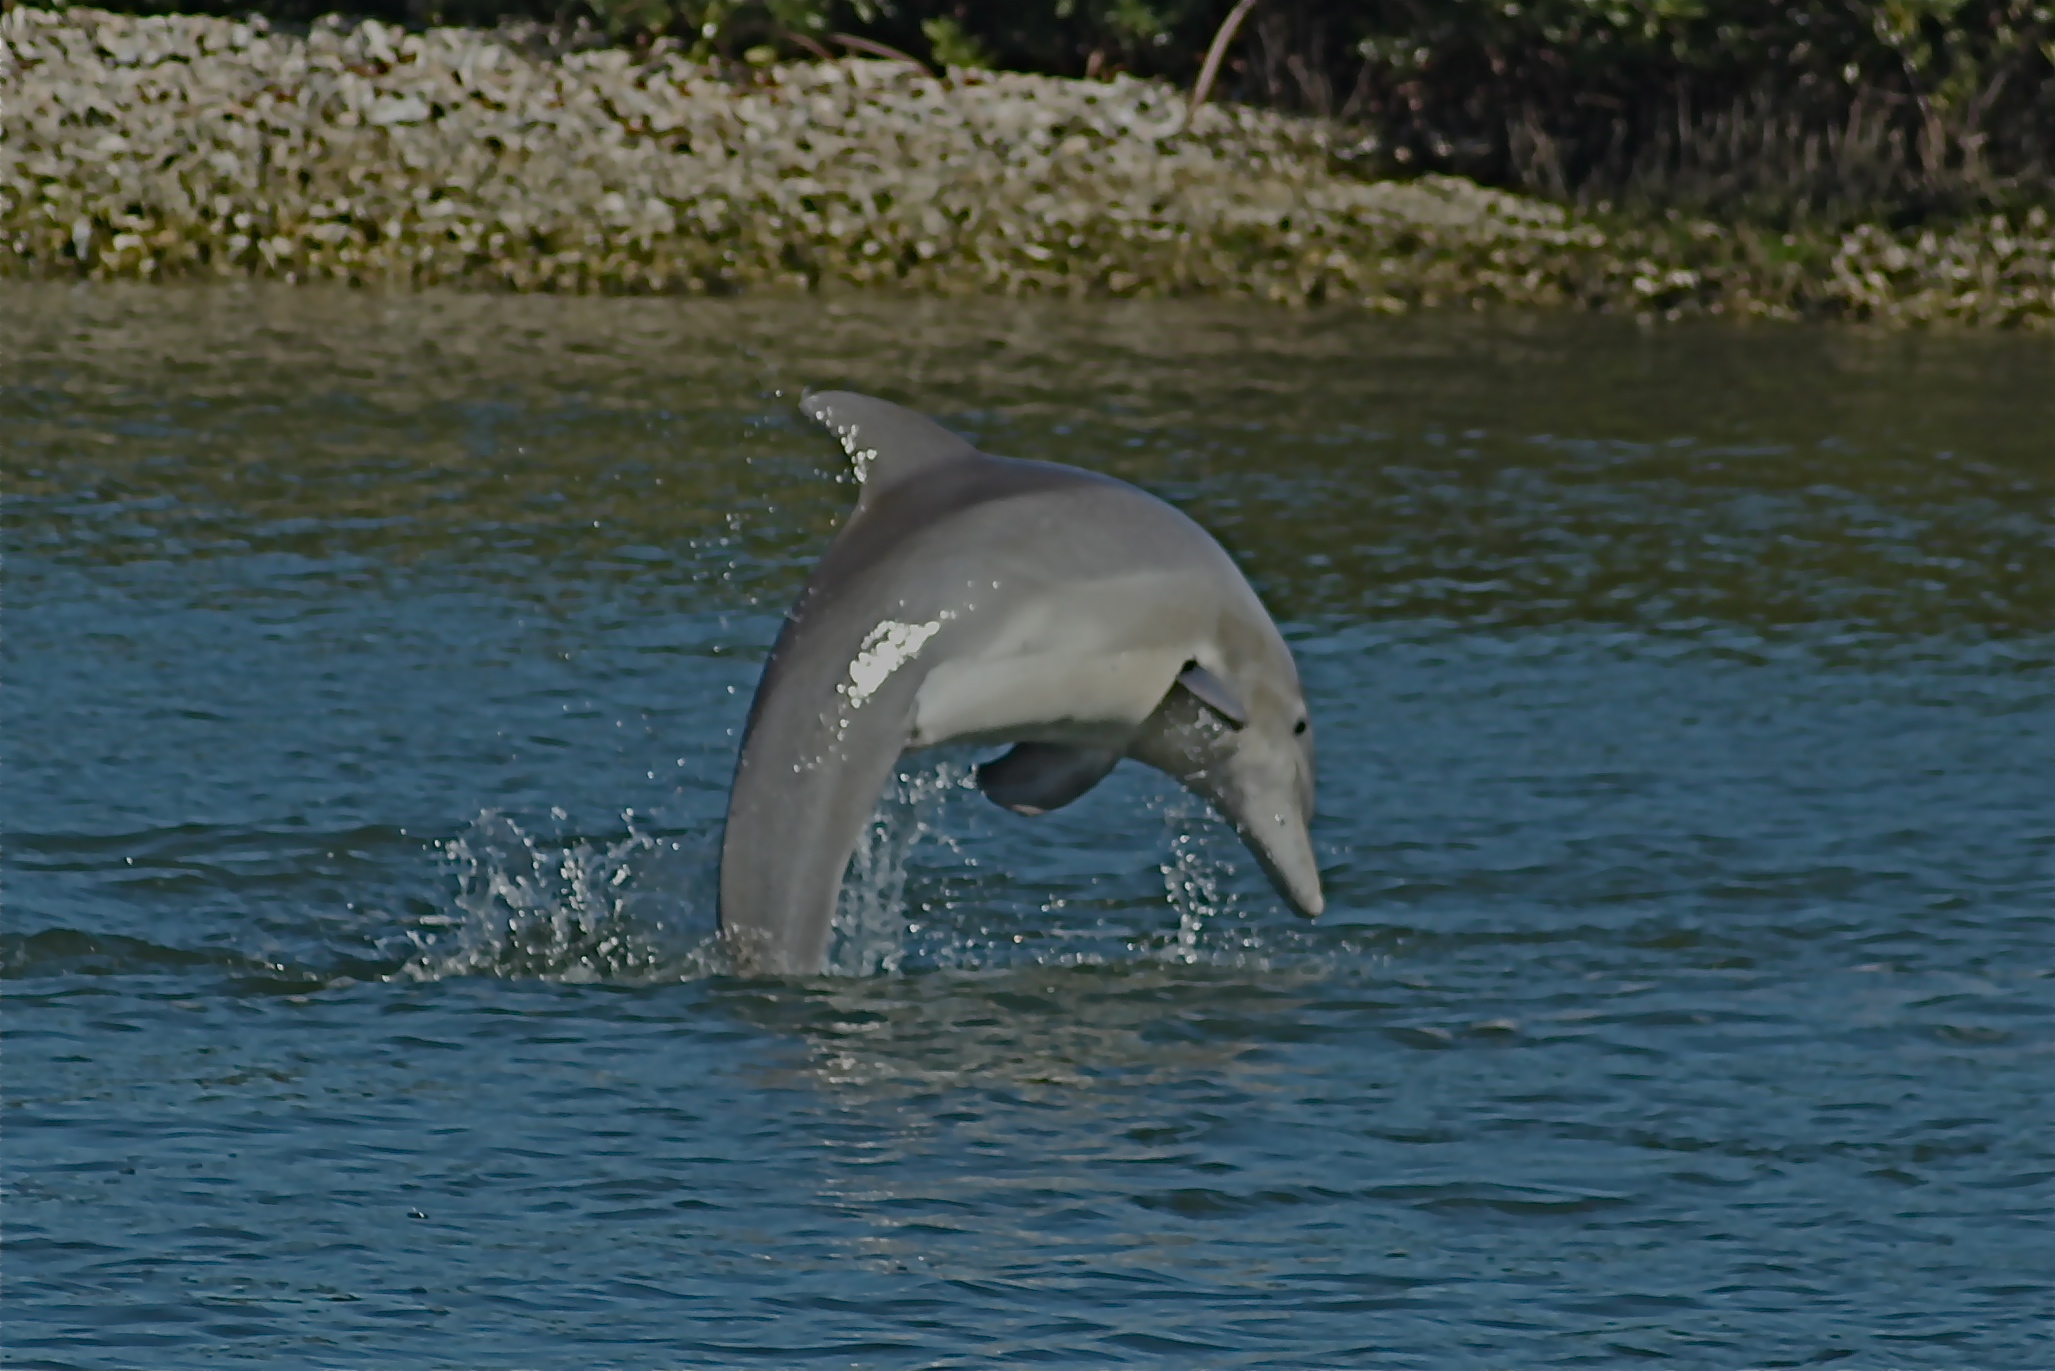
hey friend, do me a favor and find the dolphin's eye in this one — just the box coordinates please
[1293,718,1308,735]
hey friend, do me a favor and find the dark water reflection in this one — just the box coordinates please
[4,285,2051,1368]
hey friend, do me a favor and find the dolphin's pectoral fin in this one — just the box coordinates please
[1176,662,1247,729]
[976,743,1122,815]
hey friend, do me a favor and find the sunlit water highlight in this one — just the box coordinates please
[4,285,2051,1369]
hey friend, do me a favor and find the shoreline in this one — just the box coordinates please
[5,7,2052,328]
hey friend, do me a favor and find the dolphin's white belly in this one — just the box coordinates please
[905,571,1206,748]
[910,645,1189,746]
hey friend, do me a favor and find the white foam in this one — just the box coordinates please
[399,809,720,983]
[841,617,943,709]
[829,757,975,976]
[832,420,881,483]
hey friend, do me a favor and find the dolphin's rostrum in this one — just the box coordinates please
[718,392,1321,974]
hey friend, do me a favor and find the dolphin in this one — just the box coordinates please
[718,392,1321,975]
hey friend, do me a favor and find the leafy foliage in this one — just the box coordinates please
[1305,0,2055,224]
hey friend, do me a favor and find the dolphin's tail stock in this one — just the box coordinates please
[717,652,921,975]
[718,733,906,976]
[715,393,982,975]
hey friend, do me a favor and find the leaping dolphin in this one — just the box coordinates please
[718,392,1321,975]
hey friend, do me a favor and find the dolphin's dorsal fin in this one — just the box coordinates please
[801,391,980,499]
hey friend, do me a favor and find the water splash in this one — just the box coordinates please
[828,755,977,976]
[1150,787,1292,970]
[398,809,719,983]
[395,770,1290,984]
[1159,790,1231,963]
[833,759,1290,976]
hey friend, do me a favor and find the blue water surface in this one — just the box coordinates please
[4,287,2052,1369]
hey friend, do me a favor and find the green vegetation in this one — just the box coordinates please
[3,4,2051,323]
[27,0,2053,228]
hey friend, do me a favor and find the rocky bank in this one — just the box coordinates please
[4,6,2051,325]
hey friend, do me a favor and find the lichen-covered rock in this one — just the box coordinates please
[3,7,2050,325]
